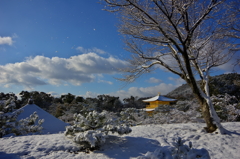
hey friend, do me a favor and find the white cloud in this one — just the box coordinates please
[0,53,128,88]
[76,46,85,53]
[76,46,106,54]
[146,77,162,83]
[84,91,99,98]
[168,77,185,86]
[91,47,106,54]
[112,83,178,100]
[217,59,239,73]
[98,80,113,85]
[0,36,13,45]
[80,82,179,100]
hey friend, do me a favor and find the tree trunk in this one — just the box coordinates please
[197,96,217,133]
[188,80,217,132]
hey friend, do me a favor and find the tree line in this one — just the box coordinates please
[0,91,147,114]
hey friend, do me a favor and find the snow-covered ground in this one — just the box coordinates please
[0,122,240,159]
[1,103,240,158]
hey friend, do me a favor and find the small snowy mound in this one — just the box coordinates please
[17,104,69,134]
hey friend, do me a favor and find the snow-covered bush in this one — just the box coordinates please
[1,97,19,137]
[0,110,44,137]
[0,109,22,137]
[119,108,147,126]
[211,94,240,122]
[137,94,239,125]
[137,137,210,159]
[154,104,175,113]
[0,96,17,113]
[16,111,44,135]
[0,98,44,137]
[106,101,203,126]
[149,95,239,124]
[78,102,98,113]
[64,110,132,150]
[143,100,203,125]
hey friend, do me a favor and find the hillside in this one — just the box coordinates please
[167,73,240,99]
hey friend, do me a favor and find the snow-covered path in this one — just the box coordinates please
[0,122,240,159]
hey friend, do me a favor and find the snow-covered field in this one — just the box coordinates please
[0,122,240,159]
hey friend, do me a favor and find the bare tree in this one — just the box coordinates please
[219,0,240,70]
[103,0,239,134]
[219,0,240,40]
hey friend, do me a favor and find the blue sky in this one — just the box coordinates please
[0,0,238,99]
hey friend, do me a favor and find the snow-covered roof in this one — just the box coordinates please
[142,94,177,102]
[143,108,155,112]
[16,104,69,134]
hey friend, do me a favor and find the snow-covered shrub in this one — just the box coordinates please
[137,137,210,159]
[152,94,240,124]
[1,97,19,137]
[116,99,204,125]
[154,104,175,113]
[65,110,132,150]
[0,109,22,137]
[78,102,98,113]
[15,111,44,135]
[148,100,203,124]
[119,108,147,126]
[141,94,239,124]
[1,110,44,137]
[0,96,17,113]
[0,97,44,137]
[211,94,240,121]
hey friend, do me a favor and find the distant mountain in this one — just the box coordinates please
[167,73,240,99]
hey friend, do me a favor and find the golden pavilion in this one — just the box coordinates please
[143,93,177,113]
